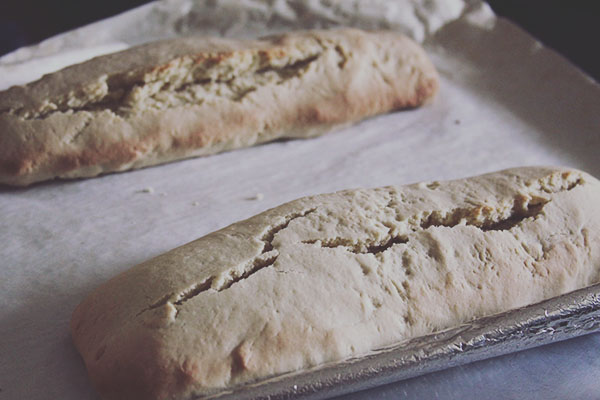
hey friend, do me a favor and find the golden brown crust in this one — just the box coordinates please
[0,28,438,186]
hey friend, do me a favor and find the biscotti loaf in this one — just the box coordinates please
[0,28,438,186]
[71,166,600,399]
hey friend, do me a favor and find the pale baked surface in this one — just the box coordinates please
[0,28,438,186]
[71,166,600,400]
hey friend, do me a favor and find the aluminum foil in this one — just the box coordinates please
[205,283,600,399]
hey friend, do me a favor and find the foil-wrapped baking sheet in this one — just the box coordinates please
[1,1,599,399]
[207,283,600,399]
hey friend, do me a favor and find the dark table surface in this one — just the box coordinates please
[0,1,599,82]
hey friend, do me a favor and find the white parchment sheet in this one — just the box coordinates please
[1,1,599,399]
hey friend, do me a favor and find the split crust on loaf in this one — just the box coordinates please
[0,28,438,186]
[71,166,600,400]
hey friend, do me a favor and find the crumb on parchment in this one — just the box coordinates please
[136,187,154,194]
[246,193,264,201]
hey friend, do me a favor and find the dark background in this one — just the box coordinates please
[0,1,598,82]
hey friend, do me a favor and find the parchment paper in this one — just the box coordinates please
[1,1,599,399]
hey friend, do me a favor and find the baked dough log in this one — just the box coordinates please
[71,166,600,400]
[0,29,438,186]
